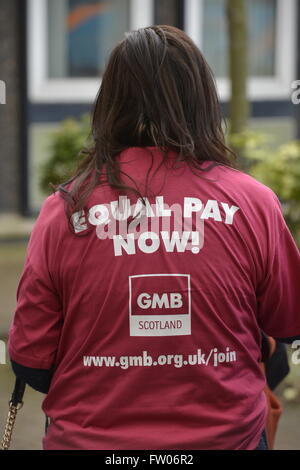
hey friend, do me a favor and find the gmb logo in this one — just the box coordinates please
[129,274,191,337]
[137,292,183,309]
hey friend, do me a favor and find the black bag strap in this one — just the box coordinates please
[11,378,26,407]
[0,379,26,450]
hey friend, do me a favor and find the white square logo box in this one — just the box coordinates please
[129,274,191,336]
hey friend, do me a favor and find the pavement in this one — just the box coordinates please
[0,213,35,242]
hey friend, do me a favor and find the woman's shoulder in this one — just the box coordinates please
[40,190,65,214]
[35,191,67,233]
[215,163,280,206]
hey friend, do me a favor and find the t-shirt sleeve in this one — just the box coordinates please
[8,195,63,369]
[256,192,300,338]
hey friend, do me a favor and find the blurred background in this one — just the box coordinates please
[0,0,300,450]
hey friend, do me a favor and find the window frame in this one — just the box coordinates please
[28,0,297,103]
[28,0,155,103]
[184,0,297,100]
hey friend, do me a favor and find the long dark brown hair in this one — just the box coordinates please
[53,25,236,235]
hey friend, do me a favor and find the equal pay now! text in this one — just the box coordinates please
[71,196,240,256]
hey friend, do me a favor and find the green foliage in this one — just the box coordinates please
[229,130,300,245]
[39,114,92,194]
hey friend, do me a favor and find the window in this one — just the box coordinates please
[47,0,130,78]
[28,0,296,102]
[185,0,297,99]
[202,0,276,78]
[28,0,154,102]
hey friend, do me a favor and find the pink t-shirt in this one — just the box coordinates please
[8,146,300,450]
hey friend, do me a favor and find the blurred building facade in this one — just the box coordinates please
[0,0,299,216]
